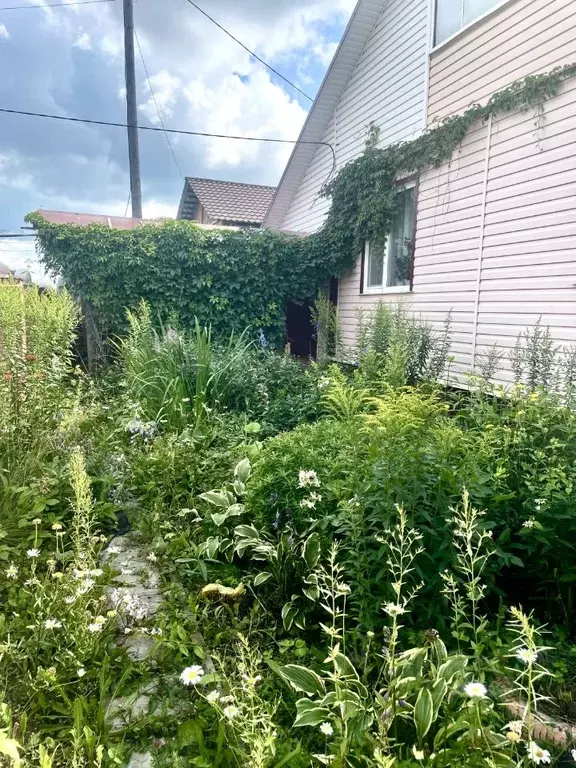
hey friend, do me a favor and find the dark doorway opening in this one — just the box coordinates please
[286,299,316,359]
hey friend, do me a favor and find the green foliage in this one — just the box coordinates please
[356,302,452,385]
[28,216,354,347]
[318,64,576,265]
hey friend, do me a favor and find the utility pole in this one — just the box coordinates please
[123,0,143,218]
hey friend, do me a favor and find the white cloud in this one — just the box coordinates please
[138,71,181,125]
[73,32,91,51]
[0,24,10,40]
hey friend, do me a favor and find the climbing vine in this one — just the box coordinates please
[28,64,576,346]
[317,63,576,259]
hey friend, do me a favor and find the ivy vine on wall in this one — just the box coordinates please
[29,64,576,344]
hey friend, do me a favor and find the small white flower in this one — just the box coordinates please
[6,565,18,579]
[27,548,40,558]
[180,665,204,686]
[89,569,103,578]
[516,647,538,664]
[383,603,406,617]
[464,682,488,699]
[527,741,551,765]
[300,497,317,509]
[507,720,524,735]
[298,469,321,488]
[319,722,333,737]
[206,689,220,703]
[51,522,63,531]
[571,748,576,762]
[223,704,239,720]
[77,668,86,678]
[43,619,62,630]
[77,578,95,595]
[94,615,106,626]
[24,578,40,587]
[412,746,425,760]
[87,622,103,633]
[523,519,535,529]
[64,595,76,605]
[147,553,157,563]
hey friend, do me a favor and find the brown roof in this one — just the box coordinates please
[35,210,165,229]
[178,177,276,225]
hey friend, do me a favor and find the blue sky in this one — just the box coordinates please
[0,0,354,276]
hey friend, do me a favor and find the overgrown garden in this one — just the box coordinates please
[2,281,576,767]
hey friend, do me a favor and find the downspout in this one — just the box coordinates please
[470,113,493,370]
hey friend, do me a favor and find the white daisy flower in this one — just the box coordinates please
[463,682,488,698]
[87,622,103,633]
[147,553,157,562]
[516,647,538,664]
[319,722,333,737]
[180,665,205,686]
[43,619,62,630]
[6,565,18,579]
[206,690,220,703]
[26,548,40,558]
[527,741,551,765]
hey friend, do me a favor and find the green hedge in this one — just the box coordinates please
[28,216,351,345]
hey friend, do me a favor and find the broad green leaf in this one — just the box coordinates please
[414,687,434,742]
[234,524,261,539]
[437,655,468,683]
[253,572,272,586]
[211,512,228,527]
[431,678,447,719]
[332,652,359,680]
[199,491,229,508]
[294,698,331,727]
[279,664,326,696]
[234,458,251,484]
[303,533,321,570]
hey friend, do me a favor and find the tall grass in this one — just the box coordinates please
[117,301,254,432]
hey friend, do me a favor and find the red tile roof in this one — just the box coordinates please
[178,177,276,225]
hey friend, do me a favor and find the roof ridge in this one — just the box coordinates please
[186,176,276,190]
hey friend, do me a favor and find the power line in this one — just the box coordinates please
[183,0,313,103]
[0,106,337,181]
[0,0,113,10]
[134,27,184,181]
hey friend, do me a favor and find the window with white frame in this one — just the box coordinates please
[363,184,415,294]
[435,0,503,45]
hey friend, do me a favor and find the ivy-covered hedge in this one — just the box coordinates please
[27,217,351,344]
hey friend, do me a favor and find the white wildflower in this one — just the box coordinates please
[51,522,63,531]
[523,519,535,529]
[206,689,220,703]
[300,497,317,509]
[64,596,76,605]
[180,665,204,686]
[516,647,538,665]
[298,469,321,488]
[384,603,406,617]
[77,578,95,595]
[87,622,103,633]
[412,746,425,760]
[319,722,333,737]
[147,553,157,563]
[464,682,487,699]
[527,741,551,765]
[571,748,576,762]
[77,668,86,678]
[89,569,103,578]
[223,704,239,720]
[507,720,524,735]
[43,619,62,630]
[26,548,40,558]
[6,565,18,579]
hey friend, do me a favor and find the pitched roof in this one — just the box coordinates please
[263,0,388,230]
[35,210,165,229]
[178,177,276,225]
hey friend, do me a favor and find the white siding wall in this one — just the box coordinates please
[417,0,576,384]
[280,0,430,234]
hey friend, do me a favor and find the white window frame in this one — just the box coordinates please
[362,181,416,296]
[432,0,515,51]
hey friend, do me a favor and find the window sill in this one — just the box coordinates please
[431,0,516,55]
[362,285,412,296]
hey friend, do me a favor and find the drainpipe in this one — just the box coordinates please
[471,113,493,371]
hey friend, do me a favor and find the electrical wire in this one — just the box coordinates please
[183,0,313,103]
[0,0,113,10]
[134,27,185,181]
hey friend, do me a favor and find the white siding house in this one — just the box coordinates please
[265,0,576,382]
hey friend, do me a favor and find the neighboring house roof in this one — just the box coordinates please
[263,0,388,230]
[35,210,165,229]
[178,177,276,225]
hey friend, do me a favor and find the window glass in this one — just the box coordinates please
[364,186,415,292]
[367,240,385,288]
[435,0,502,44]
[387,187,414,288]
[435,0,461,45]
